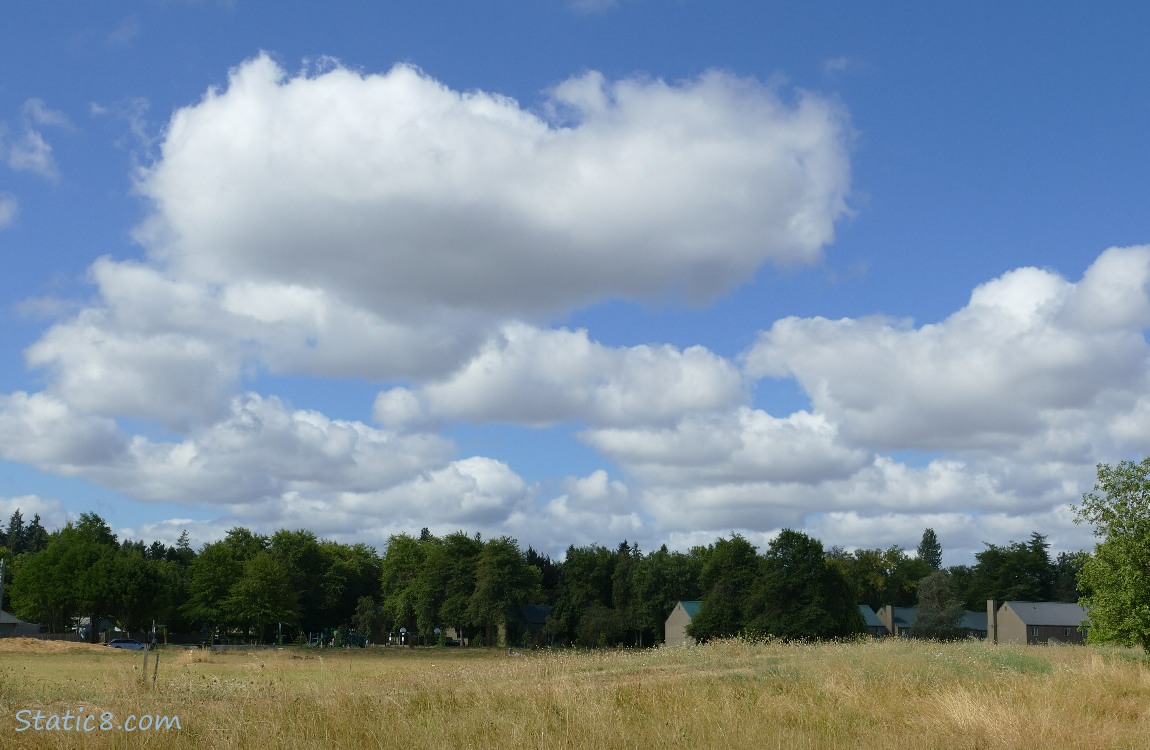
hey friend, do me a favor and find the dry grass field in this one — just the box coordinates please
[1,636,1148,749]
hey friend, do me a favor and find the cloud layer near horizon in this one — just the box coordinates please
[1,55,1146,562]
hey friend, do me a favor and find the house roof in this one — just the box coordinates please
[960,611,988,631]
[858,605,885,628]
[679,600,702,618]
[1004,601,1089,627]
[1,609,31,626]
[891,607,917,627]
[515,605,554,625]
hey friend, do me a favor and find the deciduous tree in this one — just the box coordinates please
[1075,459,1150,651]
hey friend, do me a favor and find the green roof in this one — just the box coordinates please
[679,600,703,618]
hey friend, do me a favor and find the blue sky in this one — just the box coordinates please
[1,1,1148,564]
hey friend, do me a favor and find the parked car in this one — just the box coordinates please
[107,639,146,650]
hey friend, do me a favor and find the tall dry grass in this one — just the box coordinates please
[1,636,1147,749]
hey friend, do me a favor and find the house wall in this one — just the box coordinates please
[664,604,695,647]
[994,605,1029,645]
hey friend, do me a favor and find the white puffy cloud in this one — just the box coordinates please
[0,391,456,505]
[375,322,743,429]
[584,407,870,486]
[21,55,847,435]
[532,470,643,545]
[0,392,127,470]
[134,54,850,320]
[744,245,1150,453]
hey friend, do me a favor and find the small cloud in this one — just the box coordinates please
[22,99,74,130]
[0,192,17,228]
[7,129,58,181]
[823,57,850,75]
[105,16,141,47]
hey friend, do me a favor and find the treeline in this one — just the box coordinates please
[0,509,1085,645]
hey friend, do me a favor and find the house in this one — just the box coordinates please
[502,604,554,648]
[0,609,40,637]
[987,600,1089,645]
[877,605,916,637]
[859,605,887,638]
[959,610,988,639]
[664,600,702,646]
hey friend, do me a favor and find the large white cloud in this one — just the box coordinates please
[134,54,851,319]
[19,54,850,435]
[744,245,1150,453]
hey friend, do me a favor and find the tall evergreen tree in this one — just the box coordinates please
[917,528,943,569]
[4,510,25,555]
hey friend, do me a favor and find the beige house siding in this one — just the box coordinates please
[664,601,699,647]
[988,600,1088,645]
[994,604,1029,645]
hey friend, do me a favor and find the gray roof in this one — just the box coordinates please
[858,605,885,628]
[1,609,31,626]
[960,611,988,631]
[1005,601,1089,627]
[891,607,917,627]
[515,605,553,625]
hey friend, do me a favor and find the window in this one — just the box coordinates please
[1031,626,1039,637]
[1065,628,1072,638]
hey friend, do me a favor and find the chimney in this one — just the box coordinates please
[987,599,998,644]
[879,604,894,636]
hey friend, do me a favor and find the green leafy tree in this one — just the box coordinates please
[380,533,428,639]
[1075,459,1150,651]
[966,533,1055,605]
[544,544,617,644]
[321,541,382,629]
[9,534,74,632]
[1053,551,1086,602]
[107,546,166,634]
[352,595,381,641]
[467,536,541,646]
[840,548,889,610]
[883,546,932,606]
[745,529,863,640]
[435,532,482,641]
[182,539,248,634]
[269,529,326,633]
[226,551,299,640]
[575,603,623,647]
[917,528,943,570]
[687,534,759,642]
[914,570,965,640]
